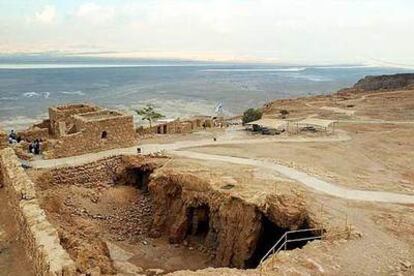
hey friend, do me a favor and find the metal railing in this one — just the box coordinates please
[259,228,324,267]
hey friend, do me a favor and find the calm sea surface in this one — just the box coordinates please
[0,60,412,129]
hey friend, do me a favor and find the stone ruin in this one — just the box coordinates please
[17,103,137,159]
[136,115,214,136]
[0,143,328,275]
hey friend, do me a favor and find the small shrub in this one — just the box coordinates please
[242,108,262,124]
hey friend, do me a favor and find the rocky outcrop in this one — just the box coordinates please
[348,73,414,92]
[148,170,313,269]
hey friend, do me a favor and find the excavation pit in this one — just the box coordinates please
[30,156,214,274]
[28,155,320,274]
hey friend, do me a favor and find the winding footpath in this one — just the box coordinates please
[173,151,414,204]
[29,134,414,205]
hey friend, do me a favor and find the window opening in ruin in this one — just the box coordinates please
[101,131,108,139]
[186,204,210,239]
[163,125,167,134]
[157,126,162,134]
[245,216,317,268]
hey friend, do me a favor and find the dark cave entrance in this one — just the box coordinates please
[124,167,153,192]
[245,216,319,268]
[186,204,210,240]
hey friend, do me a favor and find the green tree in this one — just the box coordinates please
[242,108,262,124]
[135,104,165,127]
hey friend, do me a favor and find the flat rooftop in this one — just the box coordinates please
[52,103,98,111]
[75,110,127,121]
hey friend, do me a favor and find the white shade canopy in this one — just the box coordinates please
[245,118,287,129]
[298,118,336,128]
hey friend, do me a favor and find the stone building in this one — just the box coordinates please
[48,103,99,137]
[44,104,137,158]
[136,116,214,136]
[13,103,137,159]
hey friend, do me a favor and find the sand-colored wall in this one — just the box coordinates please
[45,114,137,159]
[49,156,124,187]
[137,118,213,136]
[49,104,99,137]
[0,148,76,275]
[18,127,50,142]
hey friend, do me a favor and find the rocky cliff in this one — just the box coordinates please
[350,73,414,92]
[148,170,315,269]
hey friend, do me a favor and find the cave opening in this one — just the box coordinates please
[245,216,317,269]
[186,204,210,240]
[124,167,153,192]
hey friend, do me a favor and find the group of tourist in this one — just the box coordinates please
[7,129,41,155]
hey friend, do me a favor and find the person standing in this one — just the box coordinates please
[34,139,40,155]
[8,130,17,144]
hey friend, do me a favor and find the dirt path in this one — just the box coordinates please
[320,106,355,116]
[338,119,414,125]
[30,132,351,169]
[171,151,414,204]
[29,131,414,204]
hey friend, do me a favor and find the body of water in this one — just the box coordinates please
[0,60,412,129]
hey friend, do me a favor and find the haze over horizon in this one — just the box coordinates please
[1,0,414,66]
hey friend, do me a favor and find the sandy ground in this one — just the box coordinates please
[188,125,414,195]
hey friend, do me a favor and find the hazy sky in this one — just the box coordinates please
[1,0,413,65]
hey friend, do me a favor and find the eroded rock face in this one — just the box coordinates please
[148,170,314,269]
[31,154,316,273]
[262,193,310,230]
[354,73,414,91]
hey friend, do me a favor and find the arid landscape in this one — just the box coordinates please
[1,75,414,275]
[2,0,414,274]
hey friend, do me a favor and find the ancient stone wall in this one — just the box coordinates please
[45,111,137,159]
[49,104,99,137]
[137,117,213,136]
[136,125,159,136]
[48,155,161,188]
[49,156,124,187]
[0,148,76,275]
[17,119,51,142]
[18,127,50,142]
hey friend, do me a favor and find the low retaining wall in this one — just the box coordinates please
[49,156,124,187]
[0,148,77,275]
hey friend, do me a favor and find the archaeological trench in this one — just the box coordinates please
[0,148,326,275]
